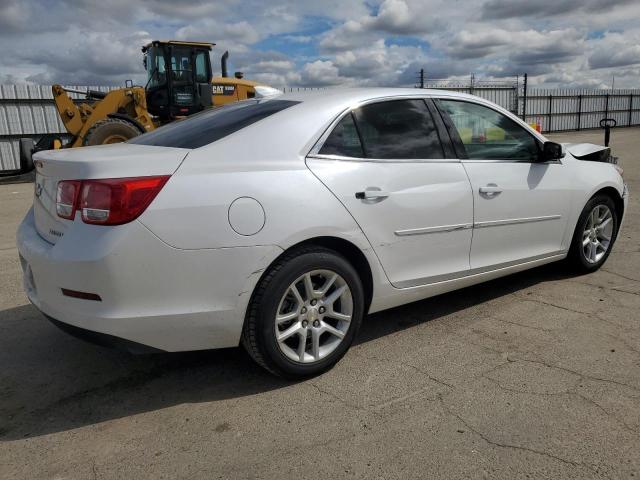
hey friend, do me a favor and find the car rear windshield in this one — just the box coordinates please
[129,99,300,149]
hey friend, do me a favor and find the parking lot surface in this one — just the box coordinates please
[1,128,638,479]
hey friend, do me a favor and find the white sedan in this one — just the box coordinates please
[17,88,628,377]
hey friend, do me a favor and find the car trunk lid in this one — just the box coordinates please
[32,143,189,244]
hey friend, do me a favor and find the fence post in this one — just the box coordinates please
[577,94,582,131]
[521,73,527,121]
[548,94,553,132]
[629,94,633,126]
[605,93,609,119]
[419,69,425,89]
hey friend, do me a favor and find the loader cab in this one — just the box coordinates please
[143,40,213,121]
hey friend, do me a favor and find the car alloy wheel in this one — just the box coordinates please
[275,269,353,363]
[582,204,614,264]
[242,246,364,378]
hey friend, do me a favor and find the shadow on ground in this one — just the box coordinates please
[0,262,577,440]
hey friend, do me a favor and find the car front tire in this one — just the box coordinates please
[567,194,618,273]
[242,246,365,378]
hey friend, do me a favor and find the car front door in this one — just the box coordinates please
[436,99,572,270]
[306,98,474,288]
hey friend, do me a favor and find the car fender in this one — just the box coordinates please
[561,155,625,246]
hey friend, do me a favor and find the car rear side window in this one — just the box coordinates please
[129,99,300,149]
[353,99,444,159]
[319,113,364,158]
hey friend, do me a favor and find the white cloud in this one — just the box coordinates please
[281,35,313,44]
[480,0,636,20]
[18,29,152,85]
[0,0,639,89]
[445,28,583,62]
[176,20,260,45]
[319,0,440,53]
[0,0,29,32]
[299,60,346,86]
[251,60,296,72]
[588,32,640,69]
[365,0,425,35]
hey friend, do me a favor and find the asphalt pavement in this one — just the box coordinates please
[1,128,638,479]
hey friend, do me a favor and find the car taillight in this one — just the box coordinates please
[56,180,81,219]
[56,176,169,225]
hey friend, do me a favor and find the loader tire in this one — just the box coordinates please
[83,118,141,146]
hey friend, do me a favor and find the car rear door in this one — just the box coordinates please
[435,98,572,270]
[306,98,474,288]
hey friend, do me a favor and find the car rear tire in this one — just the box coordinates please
[83,118,141,146]
[242,246,365,378]
[567,194,618,273]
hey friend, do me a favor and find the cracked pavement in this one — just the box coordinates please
[1,128,639,479]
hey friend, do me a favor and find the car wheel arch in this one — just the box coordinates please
[592,186,624,221]
[247,236,375,318]
[564,185,623,252]
[568,184,625,242]
[567,189,621,272]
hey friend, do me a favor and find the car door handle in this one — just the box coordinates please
[479,185,502,195]
[355,190,389,200]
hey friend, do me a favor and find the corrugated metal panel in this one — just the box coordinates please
[0,139,20,170]
[522,88,640,133]
[0,84,117,170]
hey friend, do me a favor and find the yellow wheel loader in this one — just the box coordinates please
[19,40,263,169]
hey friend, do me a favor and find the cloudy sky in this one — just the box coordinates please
[1,0,639,89]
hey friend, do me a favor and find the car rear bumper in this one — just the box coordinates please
[45,314,165,354]
[17,208,282,351]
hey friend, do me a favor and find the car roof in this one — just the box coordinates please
[237,87,493,151]
[272,87,480,109]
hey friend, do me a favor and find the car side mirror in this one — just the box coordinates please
[541,141,565,162]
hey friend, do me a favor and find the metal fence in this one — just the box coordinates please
[425,80,640,133]
[522,88,640,133]
[421,80,519,114]
[2,82,640,171]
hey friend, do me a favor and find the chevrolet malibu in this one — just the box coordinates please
[17,88,628,377]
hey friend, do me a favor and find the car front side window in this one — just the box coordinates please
[438,100,540,162]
